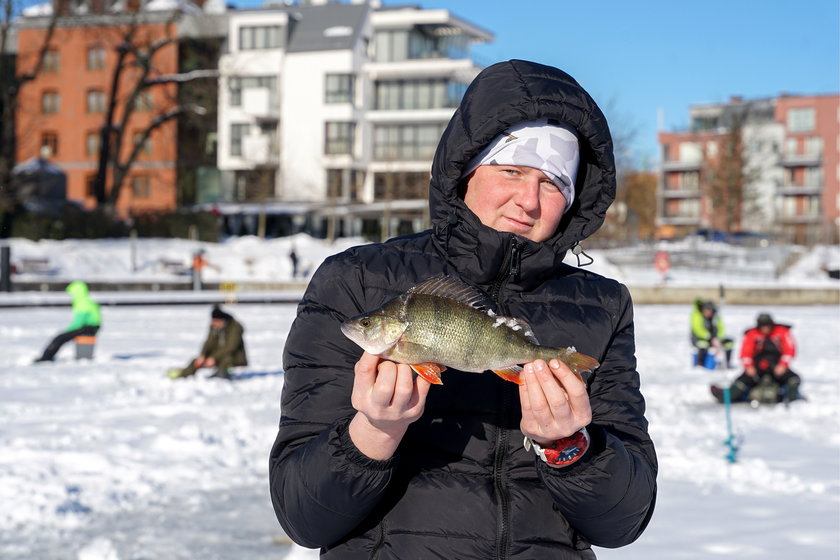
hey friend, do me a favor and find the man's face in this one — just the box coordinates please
[462,165,568,243]
[211,318,225,330]
[759,325,772,335]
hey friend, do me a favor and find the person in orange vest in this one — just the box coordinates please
[192,249,207,290]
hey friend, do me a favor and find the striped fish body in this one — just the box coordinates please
[340,275,599,385]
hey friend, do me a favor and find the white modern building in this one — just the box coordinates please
[216,0,492,238]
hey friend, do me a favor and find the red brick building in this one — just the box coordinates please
[658,93,839,244]
[16,11,180,218]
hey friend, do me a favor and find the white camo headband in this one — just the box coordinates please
[462,119,580,211]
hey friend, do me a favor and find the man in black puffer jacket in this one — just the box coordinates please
[269,59,657,559]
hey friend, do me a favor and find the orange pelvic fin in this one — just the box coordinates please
[410,362,446,385]
[491,365,524,385]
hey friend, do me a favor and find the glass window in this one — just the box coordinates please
[43,50,59,73]
[373,123,445,160]
[787,108,815,132]
[325,122,355,155]
[239,26,282,50]
[374,79,465,110]
[804,166,823,187]
[804,136,823,157]
[131,175,151,198]
[87,47,105,70]
[681,171,699,191]
[230,123,249,156]
[86,90,106,113]
[41,91,60,114]
[229,76,276,107]
[133,91,153,111]
[86,132,100,156]
[325,74,354,104]
[373,30,408,62]
[132,131,152,154]
[41,131,58,157]
[85,174,97,197]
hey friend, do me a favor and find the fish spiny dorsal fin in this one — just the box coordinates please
[408,275,489,311]
[488,314,539,344]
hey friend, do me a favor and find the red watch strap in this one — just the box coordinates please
[541,428,590,466]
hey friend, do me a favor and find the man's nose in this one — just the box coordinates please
[514,176,541,211]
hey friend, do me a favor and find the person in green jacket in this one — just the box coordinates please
[690,299,733,368]
[168,305,247,380]
[34,281,101,362]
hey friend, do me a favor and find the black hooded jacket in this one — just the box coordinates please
[269,59,657,559]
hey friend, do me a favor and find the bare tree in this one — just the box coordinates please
[703,112,757,234]
[93,11,217,214]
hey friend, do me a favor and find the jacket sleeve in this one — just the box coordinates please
[690,310,711,342]
[741,329,757,367]
[269,254,398,548]
[778,327,796,367]
[537,284,657,548]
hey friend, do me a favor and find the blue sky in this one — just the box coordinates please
[402,0,839,167]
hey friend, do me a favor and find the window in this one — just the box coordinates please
[41,132,58,157]
[325,122,355,155]
[42,91,60,114]
[86,89,106,113]
[85,174,98,197]
[132,91,153,111]
[804,166,823,188]
[374,171,429,200]
[787,108,815,132]
[228,76,276,106]
[326,169,362,200]
[230,123,249,156]
[131,175,151,199]
[325,74,354,104]
[87,46,105,70]
[86,132,100,156]
[132,131,152,155]
[681,171,699,191]
[43,50,60,73]
[804,136,823,157]
[239,25,282,50]
[374,79,465,110]
[373,123,444,160]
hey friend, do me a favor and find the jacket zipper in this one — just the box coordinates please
[490,238,519,560]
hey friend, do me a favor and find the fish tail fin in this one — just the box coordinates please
[410,362,446,385]
[491,365,524,385]
[560,350,600,383]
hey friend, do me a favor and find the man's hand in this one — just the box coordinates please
[745,366,758,377]
[773,363,787,376]
[349,352,431,460]
[519,359,592,446]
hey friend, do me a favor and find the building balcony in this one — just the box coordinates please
[363,57,481,79]
[661,159,702,172]
[777,184,823,196]
[241,135,279,166]
[242,88,279,121]
[660,189,702,199]
[777,213,821,224]
[657,215,702,226]
[780,151,822,167]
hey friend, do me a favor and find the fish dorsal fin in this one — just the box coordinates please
[408,275,488,311]
[488,313,540,344]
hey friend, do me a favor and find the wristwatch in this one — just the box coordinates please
[524,427,590,467]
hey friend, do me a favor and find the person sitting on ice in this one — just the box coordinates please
[34,281,101,363]
[168,305,247,380]
[690,299,733,368]
[711,313,801,403]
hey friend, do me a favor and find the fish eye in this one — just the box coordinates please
[359,317,371,328]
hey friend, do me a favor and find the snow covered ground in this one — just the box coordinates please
[0,236,838,559]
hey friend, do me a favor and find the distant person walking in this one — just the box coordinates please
[34,281,101,363]
[289,247,299,279]
[168,305,247,380]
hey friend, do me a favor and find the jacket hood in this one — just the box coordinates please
[429,60,616,285]
[66,281,89,299]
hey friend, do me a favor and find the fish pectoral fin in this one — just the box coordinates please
[410,362,446,385]
[491,365,524,385]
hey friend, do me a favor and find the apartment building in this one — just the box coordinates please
[657,93,839,244]
[216,1,492,238]
[14,0,224,218]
